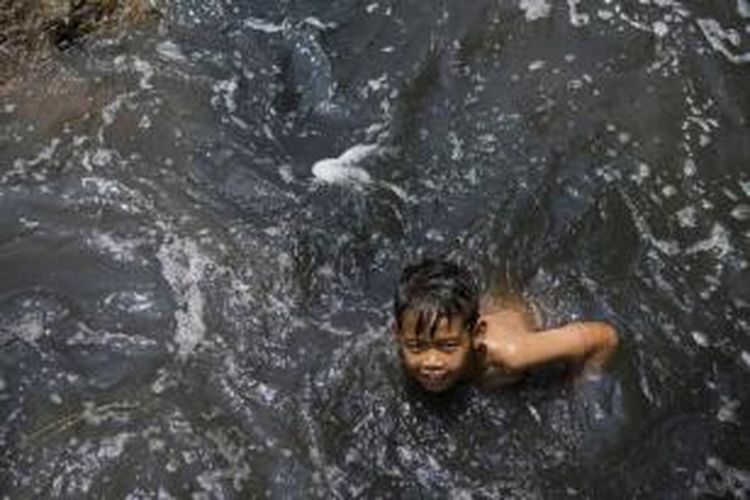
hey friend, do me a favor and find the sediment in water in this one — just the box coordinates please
[0,0,160,87]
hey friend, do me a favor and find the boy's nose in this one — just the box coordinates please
[422,352,445,372]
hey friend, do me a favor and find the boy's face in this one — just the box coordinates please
[395,312,475,393]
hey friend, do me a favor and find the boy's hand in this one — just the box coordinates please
[480,321,619,375]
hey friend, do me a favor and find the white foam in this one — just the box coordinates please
[87,231,143,263]
[157,238,209,359]
[103,291,155,314]
[311,143,407,200]
[14,313,46,343]
[653,21,669,37]
[527,403,542,423]
[243,17,284,33]
[742,351,750,370]
[676,205,697,227]
[632,162,651,184]
[278,164,295,184]
[67,326,156,348]
[254,382,278,404]
[312,143,379,186]
[212,77,239,114]
[691,331,710,347]
[156,40,187,63]
[133,57,155,90]
[738,0,750,18]
[686,223,732,258]
[139,115,152,130]
[717,397,740,424]
[448,132,464,160]
[567,0,590,27]
[151,368,177,394]
[519,0,551,21]
[653,239,680,256]
[97,432,134,460]
[367,74,388,93]
[303,16,337,30]
[157,487,177,500]
[19,216,40,230]
[9,138,60,172]
[79,176,144,214]
[697,18,750,64]
[731,204,750,221]
[684,158,697,177]
[102,94,127,127]
[528,60,546,71]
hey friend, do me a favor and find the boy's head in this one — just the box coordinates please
[392,259,481,392]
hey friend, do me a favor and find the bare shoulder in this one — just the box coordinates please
[479,294,540,335]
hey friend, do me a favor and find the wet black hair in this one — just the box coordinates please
[393,259,479,338]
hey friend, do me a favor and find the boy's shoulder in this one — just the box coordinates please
[479,294,540,333]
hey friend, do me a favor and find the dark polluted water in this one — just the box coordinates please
[1,0,750,498]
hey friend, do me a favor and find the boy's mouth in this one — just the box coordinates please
[418,374,451,391]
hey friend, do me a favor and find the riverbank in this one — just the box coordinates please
[0,0,160,87]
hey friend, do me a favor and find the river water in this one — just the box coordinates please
[1,0,749,498]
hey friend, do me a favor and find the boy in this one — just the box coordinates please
[393,259,619,393]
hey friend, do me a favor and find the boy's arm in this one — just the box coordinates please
[485,322,619,376]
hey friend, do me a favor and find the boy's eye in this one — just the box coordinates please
[438,341,459,351]
[404,341,423,351]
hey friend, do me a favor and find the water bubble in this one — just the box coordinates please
[717,398,740,424]
[676,206,697,227]
[691,331,710,347]
[684,158,697,177]
[528,60,546,71]
[520,0,552,21]
[156,40,187,63]
[731,204,750,221]
[632,162,651,183]
[742,351,750,370]
[653,21,669,37]
[567,0,590,27]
